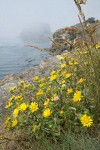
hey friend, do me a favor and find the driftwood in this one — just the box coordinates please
[75,0,87,4]
[74,0,87,22]
[26,45,49,52]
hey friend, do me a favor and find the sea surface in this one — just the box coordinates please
[0,38,51,80]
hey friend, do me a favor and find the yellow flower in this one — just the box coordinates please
[61,80,66,84]
[12,119,18,127]
[50,70,56,75]
[9,86,17,92]
[15,95,23,101]
[83,51,88,54]
[5,117,10,125]
[68,61,73,66]
[13,109,19,118]
[43,108,52,118]
[61,64,66,69]
[84,62,88,65]
[79,52,83,55]
[20,80,25,84]
[39,83,45,88]
[71,58,75,61]
[73,91,83,102]
[58,56,64,61]
[18,103,28,112]
[23,84,31,89]
[32,124,38,132]
[5,102,12,109]
[77,78,85,84]
[9,95,15,102]
[96,44,100,49]
[50,75,57,81]
[33,76,39,81]
[29,102,38,113]
[65,73,71,79]
[46,87,51,92]
[59,110,64,115]
[74,61,78,65]
[67,88,73,94]
[43,99,50,107]
[36,90,44,97]
[63,53,67,58]
[80,114,93,127]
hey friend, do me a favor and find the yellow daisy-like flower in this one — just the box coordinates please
[61,80,66,84]
[9,86,17,92]
[39,83,45,88]
[46,87,51,92]
[20,80,25,84]
[50,70,56,75]
[83,51,88,54]
[71,58,75,61]
[84,62,88,65]
[79,52,83,55]
[77,78,85,84]
[13,109,19,118]
[5,102,12,109]
[58,56,64,61]
[50,75,58,81]
[59,110,64,115]
[36,90,44,97]
[73,91,83,102]
[68,61,73,66]
[5,117,11,125]
[12,119,18,127]
[43,99,50,107]
[9,95,15,102]
[67,88,73,94]
[15,95,23,101]
[96,44,100,49]
[65,73,71,79]
[33,76,39,81]
[63,53,67,59]
[74,61,78,65]
[29,102,38,113]
[23,84,31,89]
[43,108,52,118]
[18,103,28,112]
[80,114,93,127]
[61,64,66,69]
[32,124,38,132]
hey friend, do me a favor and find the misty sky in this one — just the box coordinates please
[0,0,100,38]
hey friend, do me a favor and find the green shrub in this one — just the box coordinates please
[4,45,100,139]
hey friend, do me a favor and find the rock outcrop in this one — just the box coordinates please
[52,20,100,54]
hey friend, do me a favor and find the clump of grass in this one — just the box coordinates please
[1,131,100,150]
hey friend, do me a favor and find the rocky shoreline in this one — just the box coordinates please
[0,53,65,116]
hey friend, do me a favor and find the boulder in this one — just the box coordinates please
[52,20,100,54]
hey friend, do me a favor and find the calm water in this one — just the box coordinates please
[0,38,50,79]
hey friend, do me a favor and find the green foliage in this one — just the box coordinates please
[4,44,100,139]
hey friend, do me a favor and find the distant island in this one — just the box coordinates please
[20,22,52,44]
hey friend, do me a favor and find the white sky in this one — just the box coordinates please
[0,0,100,38]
